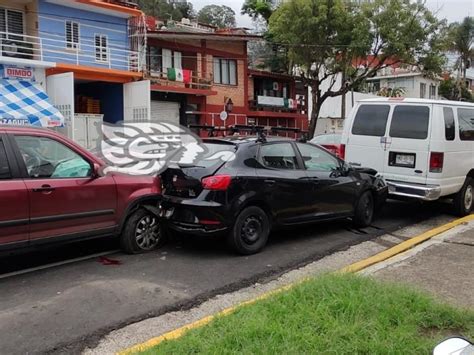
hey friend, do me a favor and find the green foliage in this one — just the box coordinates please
[241,0,274,23]
[138,0,195,21]
[446,17,474,79]
[197,5,236,29]
[140,273,474,355]
[378,87,406,97]
[439,78,474,102]
[269,0,446,136]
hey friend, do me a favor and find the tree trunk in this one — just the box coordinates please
[308,89,321,139]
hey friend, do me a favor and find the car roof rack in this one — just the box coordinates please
[228,124,267,143]
[188,124,227,137]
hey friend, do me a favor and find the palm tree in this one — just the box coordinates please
[448,17,474,80]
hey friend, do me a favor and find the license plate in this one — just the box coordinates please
[395,154,415,167]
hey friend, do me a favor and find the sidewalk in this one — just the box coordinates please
[364,220,474,309]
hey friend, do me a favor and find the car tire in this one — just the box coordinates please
[227,206,270,255]
[453,177,474,217]
[353,191,374,228]
[121,208,165,254]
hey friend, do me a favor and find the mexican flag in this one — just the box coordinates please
[167,68,192,84]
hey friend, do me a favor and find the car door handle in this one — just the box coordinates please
[32,185,56,193]
[264,179,276,185]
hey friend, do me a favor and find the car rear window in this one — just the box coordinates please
[0,139,11,179]
[458,108,474,141]
[351,105,390,137]
[192,142,237,168]
[389,105,430,140]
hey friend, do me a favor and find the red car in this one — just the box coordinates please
[310,134,345,159]
[0,125,162,254]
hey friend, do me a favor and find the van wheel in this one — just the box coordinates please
[353,191,374,228]
[453,178,474,217]
[227,206,270,255]
[121,208,165,254]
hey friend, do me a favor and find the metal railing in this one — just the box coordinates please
[0,31,142,72]
[146,70,213,90]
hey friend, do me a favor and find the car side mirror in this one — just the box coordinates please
[433,337,473,355]
[91,163,104,179]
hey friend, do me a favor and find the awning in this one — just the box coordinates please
[0,79,64,127]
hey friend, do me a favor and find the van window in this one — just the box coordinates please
[458,108,474,141]
[351,105,390,137]
[443,107,455,141]
[389,106,430,140]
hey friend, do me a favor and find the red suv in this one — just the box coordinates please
[0,126,163,254]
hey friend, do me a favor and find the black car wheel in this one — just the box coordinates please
[353,191,374,228]
[228,206,270,255]
[121,208,164,254]
[453,177,474,217]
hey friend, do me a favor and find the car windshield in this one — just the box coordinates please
[185,142,237,168]
[310,134,342,145]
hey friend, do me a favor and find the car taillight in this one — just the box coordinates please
[202,175,232,191]
[430,152,444,173]
[339,144,346,160]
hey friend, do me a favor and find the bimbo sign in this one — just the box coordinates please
[0,65,34,80]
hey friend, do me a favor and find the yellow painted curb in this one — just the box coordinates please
[119,214,474,355]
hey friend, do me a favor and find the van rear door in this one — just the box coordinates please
[344,104,391,174]
[383,104,432,184]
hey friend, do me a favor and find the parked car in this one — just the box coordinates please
[341,98,474,216]
[0,125,163,254]
[310,133,345,158]
[159,131,387,255]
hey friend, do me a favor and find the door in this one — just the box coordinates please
[384,104,432,184]
[256,142,313,224]
[150,100,180,125]
[11,133,118,241]
[47,72,75,138]
[345,104,391,174]
[296,142,357,218]
[124,80,151,123]
[0,135,29,246]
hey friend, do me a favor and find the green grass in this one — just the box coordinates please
[140,273,474,355]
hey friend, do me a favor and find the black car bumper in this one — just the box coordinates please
[159,195,231,236]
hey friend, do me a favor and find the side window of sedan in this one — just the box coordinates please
[14,135,92,179]
[296,143,339,172]
[0,138,11,179]
[260,143,299,170]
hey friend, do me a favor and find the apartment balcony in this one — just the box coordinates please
[146,70,217,96]
[0,31,142,73]
[249,95,307,117]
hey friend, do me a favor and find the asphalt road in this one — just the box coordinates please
[0,200,451,354]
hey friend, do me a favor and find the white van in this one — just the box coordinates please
[341,98,474,216]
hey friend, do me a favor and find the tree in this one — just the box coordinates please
[138,0,194,21]
[447,17,474,80]
[439,78,474,102]
[269,0,445,137]
[197,5,236,29]
[241,0,273,23]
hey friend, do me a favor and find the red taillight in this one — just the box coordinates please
[430,152,444,173]
[202,175,232,191]
[339,144,346,160]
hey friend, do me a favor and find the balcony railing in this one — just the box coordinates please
[0,31,142,72]
[146,70,213,90]
[249,96,306,115]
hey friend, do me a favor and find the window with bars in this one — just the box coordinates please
[95,34,108,63]
[0,8,24,41]
[65,21,79,49]
[213,58,237,85]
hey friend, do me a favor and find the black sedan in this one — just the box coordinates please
[159,134,387,255]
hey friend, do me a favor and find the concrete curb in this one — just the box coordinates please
[119,214,474,355]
